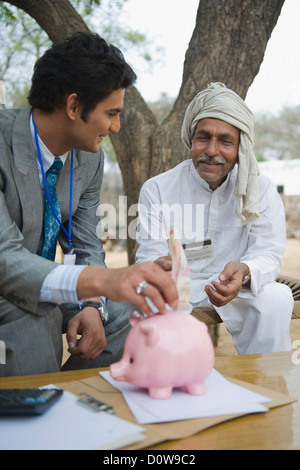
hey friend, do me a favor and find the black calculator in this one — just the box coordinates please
[0,388,63,416]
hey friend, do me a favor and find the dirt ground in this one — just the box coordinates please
[104,238,300,357]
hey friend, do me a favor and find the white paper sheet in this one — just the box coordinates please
[0,386,145,450]
[101,369,271,424]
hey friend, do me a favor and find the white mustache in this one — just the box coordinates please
[197,155,226,165]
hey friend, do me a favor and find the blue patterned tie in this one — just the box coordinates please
[41,157,63,260]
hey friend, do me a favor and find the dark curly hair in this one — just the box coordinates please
[28,32,137,121]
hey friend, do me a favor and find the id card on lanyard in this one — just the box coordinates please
[32,116,76,265]
[182,239,213,262]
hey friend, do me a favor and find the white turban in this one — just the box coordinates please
[181,82,260,223]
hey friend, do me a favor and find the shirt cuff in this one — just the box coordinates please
[39,264,86,304]
[239,260,261,296]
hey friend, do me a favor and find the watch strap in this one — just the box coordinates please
[81,301,102,309]
[81,300,108,322]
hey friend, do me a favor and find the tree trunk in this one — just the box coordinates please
[6,0,285,263]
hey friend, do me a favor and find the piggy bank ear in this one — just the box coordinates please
[139,322,159,347]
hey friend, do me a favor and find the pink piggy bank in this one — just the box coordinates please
[110,311,214,399]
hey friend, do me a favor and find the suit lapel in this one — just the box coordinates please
[12,108,44,252]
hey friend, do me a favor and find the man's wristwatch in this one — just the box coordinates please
[81,300,108,322]
[242,268,251,286]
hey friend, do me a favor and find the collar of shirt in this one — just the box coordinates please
[30,113,69,185]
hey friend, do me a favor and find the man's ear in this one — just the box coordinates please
[66,93,80,120]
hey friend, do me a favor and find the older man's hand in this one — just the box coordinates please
[204,261,250,307]
[154,255,172,272]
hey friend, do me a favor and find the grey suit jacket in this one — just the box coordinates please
[0,106,107,314]
[0,107,134,375]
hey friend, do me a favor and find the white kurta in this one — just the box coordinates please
[136,160,293,354]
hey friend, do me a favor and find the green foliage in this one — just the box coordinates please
[148,92,175,124]
[87,0,156,70]
[0,3,17,26]
[0,7,50,106]
[71,0,128,17]
[254,150,266,162]
[254,105,300,160]
[101,136,117,163]
[72,0,101,12]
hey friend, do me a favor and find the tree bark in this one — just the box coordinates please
[4,0,285,263]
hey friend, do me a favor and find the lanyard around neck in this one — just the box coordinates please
[32,116,74,252]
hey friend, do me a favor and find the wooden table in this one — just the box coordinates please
[152,351,300,450]
[0,351,299,450]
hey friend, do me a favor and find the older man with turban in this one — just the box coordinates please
[135,82,293,355]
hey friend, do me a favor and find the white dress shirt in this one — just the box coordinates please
[136,159,287,306]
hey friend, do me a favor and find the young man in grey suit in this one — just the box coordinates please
[0,32,178,376]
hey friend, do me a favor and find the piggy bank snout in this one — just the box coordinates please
[110,360,128,381]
